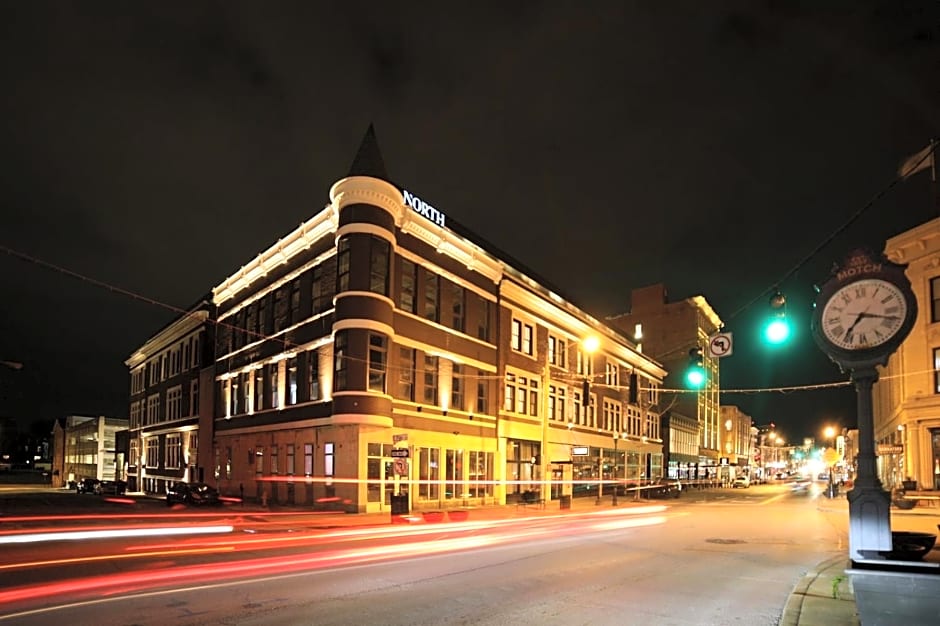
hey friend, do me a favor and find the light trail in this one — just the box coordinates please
[0,525,234,545]
[0,507,668,610]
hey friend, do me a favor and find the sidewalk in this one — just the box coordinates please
[780,555,858,626]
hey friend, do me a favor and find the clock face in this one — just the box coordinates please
[820,278,908,351]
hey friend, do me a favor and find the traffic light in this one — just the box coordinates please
[686,347,705,389]
[763,290,791,345]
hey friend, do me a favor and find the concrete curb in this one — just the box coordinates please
[780,555,858,626]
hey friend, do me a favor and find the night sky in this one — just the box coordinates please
[1,2,938,443]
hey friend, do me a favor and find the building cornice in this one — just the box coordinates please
[885,217,940,263]
[125,310,209,368]
[212,204,339,305]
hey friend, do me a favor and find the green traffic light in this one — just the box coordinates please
[686,367,705,388]
[764,318,791,344]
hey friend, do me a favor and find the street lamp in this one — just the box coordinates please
[580,337,601,506]
[824,426,836,498]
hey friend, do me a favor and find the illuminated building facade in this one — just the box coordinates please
[875,217,940,490]
[207,128,666,512]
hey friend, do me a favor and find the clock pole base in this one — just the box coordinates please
[848,485,892,561]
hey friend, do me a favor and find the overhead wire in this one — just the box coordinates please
[723,144,934,325]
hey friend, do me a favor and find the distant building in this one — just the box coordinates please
[660,409,700,481]
[125,298,214,495]
[608,283,724,478]
[719,405,754,468]
[61,415,128,485]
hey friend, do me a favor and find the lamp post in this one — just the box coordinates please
[580,336,599,506]
[824,426,836,498]
[611,432,625,506]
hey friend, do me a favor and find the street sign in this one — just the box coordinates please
[393,458,408,476]
[390,448,410,458]
[708,332,733,358]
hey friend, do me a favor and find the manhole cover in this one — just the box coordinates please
[706,538,746,545]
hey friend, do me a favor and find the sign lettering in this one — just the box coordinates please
[403,190,446,227]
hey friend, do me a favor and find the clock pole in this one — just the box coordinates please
[811,249,918,564]
[846,365,892,561]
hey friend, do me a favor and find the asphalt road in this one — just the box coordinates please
[0,482,854,626]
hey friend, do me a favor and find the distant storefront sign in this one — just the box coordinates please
[877,444,903,455]
[572,446,589,456]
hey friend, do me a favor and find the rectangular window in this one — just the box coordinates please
[146,438,159,469]
[929,276,940,323]
[397,346,415,401]
[271,444,279,475]
[445,448,461,500]
[476,370,488,414]
[603,399,622,432]
[334,331,348,392]
[423,268,439,322]
[934,348,940,393]
[289,278,301,325]
[229,376,241,416]
[577,348,594,377]
[254,368,265,411]
[451,363,464,412]
[233,372,247,414]
[468,451,494,497]
[189,432,198,467]
[287,357,298,405]
[273,286,287,332]
[312,265,330,315]
[147,394,160,425]
[369,236,390,295]
[400,258,417,313]
[324,443,335,481]
[166,386,182,421]
[191,335,200,368]
[245,305,257,344]
[258,296,268,337]
[477,296,490,342]
[307,349,321,401]
[304,443,313,477]
[286,443,295,477]
[268,363,279,409]
[337,238,350,293]
[451,283,465,332]
[190,379,199,416]
[129,440,139,466]
[419,447,440,499]
[504,372,539,416]
[166,434,181,469]
[423,355,438,404]
[606,361,619,387]
[548,385,566,422]
[368,333,388,393]
[511,318,533,355]
[129,401,140,429]
[549,335,567,368]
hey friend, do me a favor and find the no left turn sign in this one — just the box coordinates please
[708,333,733,358]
